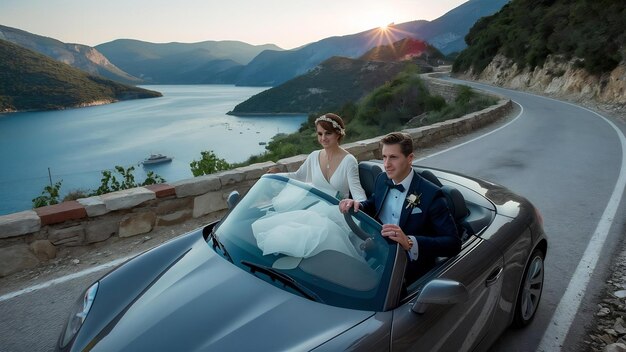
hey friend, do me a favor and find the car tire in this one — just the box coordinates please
[512,248,545,328]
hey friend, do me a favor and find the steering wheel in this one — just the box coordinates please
[342,209,371,241]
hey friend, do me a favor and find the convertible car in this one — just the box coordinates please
[57,161,547,351]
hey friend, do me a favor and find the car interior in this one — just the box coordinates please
[208,165,497,309]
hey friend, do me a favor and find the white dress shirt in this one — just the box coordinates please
[379,171,419,261]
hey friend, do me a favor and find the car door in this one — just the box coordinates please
[390,235,505,351]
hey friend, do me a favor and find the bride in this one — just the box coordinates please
[270,113,366,201]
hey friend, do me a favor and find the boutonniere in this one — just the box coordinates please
[405,193,421,209]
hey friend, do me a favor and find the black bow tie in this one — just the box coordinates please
[386,180,405,192]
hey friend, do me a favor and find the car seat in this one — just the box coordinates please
[441,185,473,241]
[420,169,473,241]
[358,161,384,198]
[419,170,443,187]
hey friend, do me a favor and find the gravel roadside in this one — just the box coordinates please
[575,102,626,352]
[580,227,626,352]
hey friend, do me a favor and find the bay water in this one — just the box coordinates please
[0,85,307,215]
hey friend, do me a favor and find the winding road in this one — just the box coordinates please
[0,78,625,351]
[423,77,626,351]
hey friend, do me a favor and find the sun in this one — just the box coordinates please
[365,21,412,51]
[377,20,397,33]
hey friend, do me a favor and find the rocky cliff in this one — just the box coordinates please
[462,54,625,114]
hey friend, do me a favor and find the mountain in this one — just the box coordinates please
[229,38,441,115]
[453,0,625,75]
[0,0,507,87]
[95,39,282,84]
[0,39,161,112]
[232,28,398,87]
[234,0,509,86]
[395,0,511,54]
[0,25,142,85]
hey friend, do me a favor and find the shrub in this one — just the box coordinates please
[63,189,90,201]
[32,180,62,208]
[190,151,231,177]
[33,165,167,207]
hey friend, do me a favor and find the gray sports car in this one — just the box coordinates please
[57,161,547,351]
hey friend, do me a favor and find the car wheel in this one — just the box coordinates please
[513,248,545,328]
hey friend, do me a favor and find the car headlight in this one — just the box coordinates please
[60,282,99,348]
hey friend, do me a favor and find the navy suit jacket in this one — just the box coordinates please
[360,170,461,280]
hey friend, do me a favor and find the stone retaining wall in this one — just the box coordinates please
[423,78,461,104]
[0,76,513,277]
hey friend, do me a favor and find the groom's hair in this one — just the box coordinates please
[380,132,413,157]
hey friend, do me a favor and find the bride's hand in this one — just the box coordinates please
[339,199,360,213]
[266,166,281,174]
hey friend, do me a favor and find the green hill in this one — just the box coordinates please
[229,56,412,115]
[360,38,447,65]
[0,25,142,85]
[453,0,625,75]
[0,39,161,112]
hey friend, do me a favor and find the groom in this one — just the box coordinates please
[339,132,461,283]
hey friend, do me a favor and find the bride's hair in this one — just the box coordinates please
[315,113,346,141]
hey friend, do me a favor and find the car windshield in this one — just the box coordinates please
[212,174,397,311]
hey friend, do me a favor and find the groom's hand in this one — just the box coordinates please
[381,224,411,250]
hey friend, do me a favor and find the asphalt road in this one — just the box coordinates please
[0,80,625,352]
[422,77,626,351]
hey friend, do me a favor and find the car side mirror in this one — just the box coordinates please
[227,190,240,210]
[411,279,469,314]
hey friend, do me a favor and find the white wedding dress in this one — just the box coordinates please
[280,150,367,201]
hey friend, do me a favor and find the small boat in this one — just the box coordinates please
[142,154,172,165]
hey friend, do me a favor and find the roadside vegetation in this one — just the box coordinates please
[32,166,165,208]
[453,0,625,75]
[406,85,496,128]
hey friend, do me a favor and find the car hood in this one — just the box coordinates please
[84,233,374,351]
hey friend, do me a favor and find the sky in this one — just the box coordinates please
[0,0,468,49]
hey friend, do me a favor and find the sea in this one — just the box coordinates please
[0,85,307,216]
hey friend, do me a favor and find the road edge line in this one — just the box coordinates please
[537,103,626,351]
[0,255,134,302]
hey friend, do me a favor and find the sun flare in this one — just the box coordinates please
[365,21,410,50]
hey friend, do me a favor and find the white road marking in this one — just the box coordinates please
[0,255,134,302]
[415,101,524,162]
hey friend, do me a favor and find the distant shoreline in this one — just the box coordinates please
[226,111,307,117]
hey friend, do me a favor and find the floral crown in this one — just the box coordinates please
[315,115,345,136]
